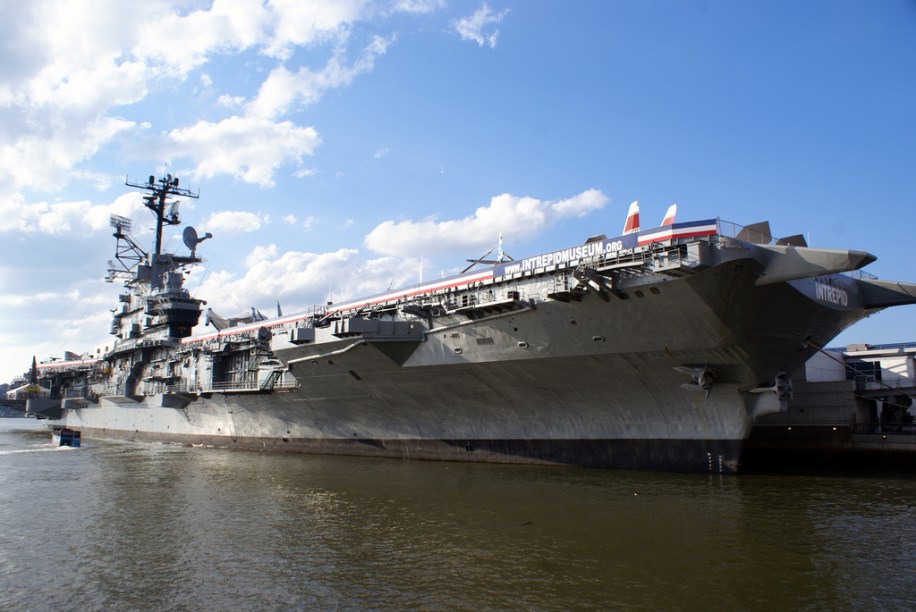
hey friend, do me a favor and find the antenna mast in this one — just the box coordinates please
[125,174,199,257]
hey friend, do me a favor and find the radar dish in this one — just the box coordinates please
[182,226,199,251]
[182,225,212,256]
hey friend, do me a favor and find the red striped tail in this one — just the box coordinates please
[622,201,640,235]
[661,204,677,226]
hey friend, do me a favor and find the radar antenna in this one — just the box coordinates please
[106,214,148,282]
[461,233,514,273]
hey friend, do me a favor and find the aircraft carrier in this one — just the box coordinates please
[20,175,916,472]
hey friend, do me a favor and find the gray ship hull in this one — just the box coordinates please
[60,358,751,473]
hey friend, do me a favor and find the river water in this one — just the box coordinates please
[1,418,912,610]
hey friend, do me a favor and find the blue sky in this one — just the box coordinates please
[1,0,914,382]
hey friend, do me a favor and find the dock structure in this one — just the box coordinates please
[747,342,916,468]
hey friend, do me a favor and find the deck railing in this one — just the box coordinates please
[166,377,299,394]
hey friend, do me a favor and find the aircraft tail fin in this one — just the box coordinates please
[661,203,677,226]
[622,201,640,235]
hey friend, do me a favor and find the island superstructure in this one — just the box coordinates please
[22,175,916,472]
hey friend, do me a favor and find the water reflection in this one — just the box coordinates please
[0,425,912,610]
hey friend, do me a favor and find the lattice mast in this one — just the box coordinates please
[106,214,146,282]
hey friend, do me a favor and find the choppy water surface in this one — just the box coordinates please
[1,419,912,610]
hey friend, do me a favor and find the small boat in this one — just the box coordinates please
[52,428,81,447]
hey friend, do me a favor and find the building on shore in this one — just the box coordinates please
[746,342,915,468]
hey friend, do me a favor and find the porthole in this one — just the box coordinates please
[650,287,660,295]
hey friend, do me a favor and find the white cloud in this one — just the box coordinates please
[294,167,319,178]
[186,186,605,323]
[364,189,608,256]
[262,0,363,60]
[160,28,396,187]
[454,3,509,49]
[193,246,413,316]
[131,0,271,76]
[248,35,395,120]
[553,189,610,217]
[217,94,245,108]
[0,0,416,197]
[284,214,297,225]
[0,286,115,309]
[373,147,390,159]
[203,210,268,235]
[0,273,124,381]
[245,243,279,268]
[168,116,321,187]
[391,0,447,14]
[0,114,138,194]
[0,291,70,308]
[0,192,146,235]
[70,169,115,192]
[0,2,155,195]
[174,188,607,325]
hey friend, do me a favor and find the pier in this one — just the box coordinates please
[746,342,916,469]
